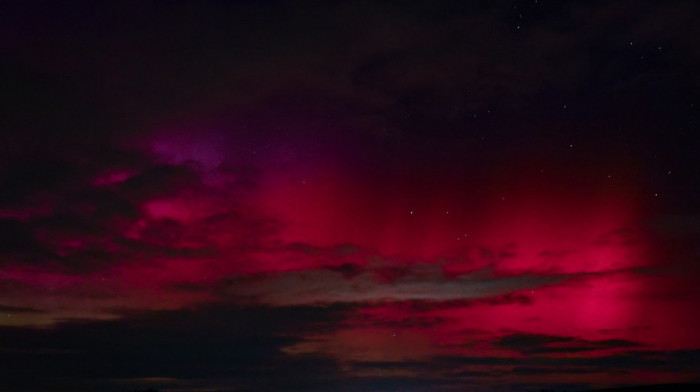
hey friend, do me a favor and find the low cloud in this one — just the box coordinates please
[496,333,642,355]
[223,264,568,306]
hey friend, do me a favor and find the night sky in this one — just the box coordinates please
[2,1,700,391]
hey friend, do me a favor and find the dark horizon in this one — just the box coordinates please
[126,384,700,392]
[2,1,700,391]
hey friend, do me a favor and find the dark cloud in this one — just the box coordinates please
[0,219,43,256]
[0,303,351,392]
[593,227,642,247]
[496,333,642,355]
[118,164,201,201]
[0,305,43,314]
[0,218,58,267]
[366,293,534,315]
[510,366,601,375]
[426,348,700,376]
[1,310,697,391]
[0,160,81,207]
